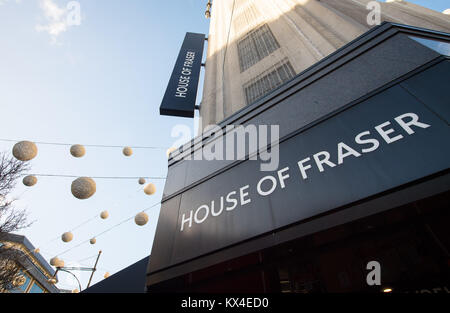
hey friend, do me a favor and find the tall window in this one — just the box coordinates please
[244,60,296,105]
[237,24,280,72]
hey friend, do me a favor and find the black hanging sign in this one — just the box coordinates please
[159,32,205,118]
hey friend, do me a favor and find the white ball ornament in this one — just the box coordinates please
[12,141,38,161]
[71,177,96,199]
[90,238,96,245]
[100,211,109,219]
[135,212,149,226]
[123,147,133,157]
[55,259,65,268]
[62,232,73,243]
[50,257,59,266]
[144,183,156,196]
[23,175,37,187]
[138,178,146,185]
[70,144,86,158]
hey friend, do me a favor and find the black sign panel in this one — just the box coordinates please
[150,82,450,272]
[160,32,205,118]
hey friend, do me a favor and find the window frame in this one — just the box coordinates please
[237,24,280,72]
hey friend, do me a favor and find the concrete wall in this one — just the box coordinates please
[200,0,450,128]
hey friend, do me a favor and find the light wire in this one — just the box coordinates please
[23,174,167,180]
[54,201,161,258]
[0,138,167,150]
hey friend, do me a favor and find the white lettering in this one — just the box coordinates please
[337,142,362,165]
[257,176,277,196]
[240,185,251,205]
[395,112,431,135]
[355,131,380,153]
[298,157,312,180]
[313,151,336,172]
[375,121,404,144]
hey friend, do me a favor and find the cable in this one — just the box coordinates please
[37,186,155,257]
[23,174,167,180]
[0,138,167,150]
[54,201,161,258]
[76,254,99,263]
[71,214,99,233]
[37,214,99,252]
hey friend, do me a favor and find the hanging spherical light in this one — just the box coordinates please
[50,257,59,266]
[62,232,73,243]
[70,144,86,158]
[90,238,96,245]
[122,147,133,157]
[23,175,37,187]
[72,289,80,293]
[138,177,146,185]
[55,259,65,268]
[71,177,96,199]
[104,272,110,279]
[12,141,38,161]
[135,212,149,226]
[143,183,156,196]
[34,248,40,254]
[100,211,109,219]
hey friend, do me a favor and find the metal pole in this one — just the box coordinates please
[58,269,82,292]
[87,250,102,288]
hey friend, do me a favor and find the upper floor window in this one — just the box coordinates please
[244,60,296,105]
[237,24,280,72]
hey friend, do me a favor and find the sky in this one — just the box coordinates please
[0,0,209,291]
[0,0,448,292]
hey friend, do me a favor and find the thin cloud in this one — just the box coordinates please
[35,0,71,43]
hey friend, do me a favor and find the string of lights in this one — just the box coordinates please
[37,213,100,252]
[0,138,168,150]
[35,185,156,258]
[54,201,161,258]
[22,174,167,180]
[4,138,167,277]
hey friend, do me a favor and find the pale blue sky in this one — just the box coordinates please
[0,0,448,291]
[0,0,209,291]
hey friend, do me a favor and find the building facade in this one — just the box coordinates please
[0,234,59,293]
[200,0,450,127]
[148,1,450,293]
